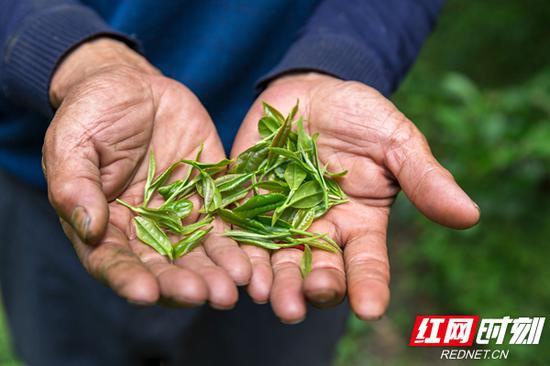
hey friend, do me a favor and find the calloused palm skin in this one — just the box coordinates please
[232,73,480,323]
[43,40,251,308]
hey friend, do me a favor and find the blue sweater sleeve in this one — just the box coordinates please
[0,0,137,116]
[259,0,445,96]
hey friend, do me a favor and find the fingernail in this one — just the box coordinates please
[472,201,480,212]
[71,206,90,241]
[307,289,337,304]
[210,302,236,311]
[281,317,305,325]
[235,278,250,287]
[127,299,153,306]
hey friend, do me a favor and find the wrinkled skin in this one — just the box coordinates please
[43,40,251,308]
[232,73,480,323]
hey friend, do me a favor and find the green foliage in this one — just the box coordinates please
[0,309,19,366]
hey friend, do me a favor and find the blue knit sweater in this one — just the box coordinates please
[0,0,444,187]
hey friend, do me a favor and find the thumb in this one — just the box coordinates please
[384,120,480,229]
[42,131,108,245]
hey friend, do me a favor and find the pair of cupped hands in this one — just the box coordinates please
[44,38,479,323]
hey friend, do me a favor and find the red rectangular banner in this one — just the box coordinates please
[409,315,480,346]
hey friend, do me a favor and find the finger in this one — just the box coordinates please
[303,250,346,308]
[302,219,346,308]
[43,129,108,245]
[128,239,209,306]
[270,249,306,324]
[242,245,273,304]
[201,219,252,286]
[61,219,159,305]
[175,246,238,310]
[384,119,480,229]
[344,226,390,321]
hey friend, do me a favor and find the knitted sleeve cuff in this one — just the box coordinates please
[1,4,139,116]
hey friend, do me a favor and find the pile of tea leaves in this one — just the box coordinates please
[117,101,348,276]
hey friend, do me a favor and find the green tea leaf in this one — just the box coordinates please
[255,215,292,229]
[279,206,298,222]
[290,229,341,253]
[267,147,312,173]
[117,199,183,234]
[179,216,214,236]
[326,178,347,199]
[300,244,312,277]
[258,158,287,179]
[149,160,185,196]
[233,193,286,218]
[288,100,299,122]
[254,180,289,192]
[288,180,323,208]
[143,151,156,206]
[200,173,222,213]
[194,142,205,161]
[309,133,330,210]
[214,173,242,187]
[134,216,173,259]
[267,115,292,165]
[262,101,285,123]
[291,208,316,231]
[258,116,280,138]
[174,227,212,258]
[270,204,286,226]
[310,133,322,170]
[161,199,193,219]
[181,159,231,173]
[230,142,269,173]
[160,175,201,203]
[280,236,336,253]
[274,164,287,180]
[217,209,270,234]
[157,143,204,201]
[223,230,289,241]
[220,187,251,208]
[296,118,313,154]
[271,162,306,224]
[324,168,348,178]
[157,179,183,200]
[215,173,253,192]
[160,143,205,197]
[284,162,307,191]
[223,232,282,250]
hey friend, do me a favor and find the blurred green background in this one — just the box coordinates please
[1,0,548,365]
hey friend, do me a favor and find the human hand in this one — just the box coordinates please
[232,72,480,323]
[44,38,251,308]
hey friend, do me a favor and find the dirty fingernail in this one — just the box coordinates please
[71,206,90,241]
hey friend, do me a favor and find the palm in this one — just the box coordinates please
[45,71,250,307]
[232,73,479,322]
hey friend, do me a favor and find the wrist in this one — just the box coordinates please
[49,37,159,107]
